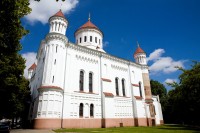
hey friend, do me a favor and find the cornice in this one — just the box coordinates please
[45,33,68,44]
[49,16,68,24]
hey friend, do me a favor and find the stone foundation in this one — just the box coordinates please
[33,118,160,129]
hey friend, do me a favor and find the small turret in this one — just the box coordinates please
[28,63,36,80]
[49,10,68,35]
[134,42,147,65]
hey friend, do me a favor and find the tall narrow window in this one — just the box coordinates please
[90,104,94,117]
[90,36,92,42]
[80,71,84,91]
[56,46,58,53]
[95,37,97,43]
[54,59,56,65]
[139,82,142,97]
[80,37,82,43]
[115,78,119,96]
[122,79,126,96]
[84,36,87,42]
[99,39,100,44]
[52,76,54,83]
[79,103,83,117]
[89,72,93,93]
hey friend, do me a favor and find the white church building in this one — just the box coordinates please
[28,10,163,129]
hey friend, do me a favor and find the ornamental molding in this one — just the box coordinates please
[67,42,145,69]
[75,28,103,37]
[49,16,68,24]
[75,54,98,64]
[67,42,101,57]
[111,64,128,72]
[45,33,68,44]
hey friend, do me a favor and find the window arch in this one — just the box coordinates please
[80,37,82,43]
[139,82,142,97]
[84,36,87,42]
[89,72,93,93]
[80,70,84,91]
[79,103,83,117]
[122,79,126,96]
[115,78,119,96]
[90,104,94,117]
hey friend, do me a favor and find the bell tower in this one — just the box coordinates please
[134,42,147,65]
[49,9,68,35]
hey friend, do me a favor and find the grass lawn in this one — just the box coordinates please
[54,124,200,133]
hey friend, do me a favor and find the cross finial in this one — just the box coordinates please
[137,41,140,47]
[60,2,62,10]
[88,12,91,21]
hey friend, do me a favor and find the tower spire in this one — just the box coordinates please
[88,12,91,21]
[137,41,140,47]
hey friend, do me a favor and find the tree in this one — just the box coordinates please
[150,80,170,123]
[167,61,200,125]
[0,0,31,122]
[150,80,167,110]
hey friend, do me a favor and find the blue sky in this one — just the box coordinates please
[21,0,200,90]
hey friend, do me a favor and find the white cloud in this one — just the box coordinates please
[22,52,37,78]
[25,0,79,24]
[146,48,165,62]
[147,49,185,74]
[164,78,178,84]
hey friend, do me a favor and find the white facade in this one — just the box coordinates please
[28,10,163,129]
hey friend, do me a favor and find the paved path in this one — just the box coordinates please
[11,129,55,133]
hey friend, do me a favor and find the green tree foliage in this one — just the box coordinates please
[150,80,168,122]
[167,61,200,125]
[0,0,31,119]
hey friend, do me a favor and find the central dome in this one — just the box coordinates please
[74,16,105,52]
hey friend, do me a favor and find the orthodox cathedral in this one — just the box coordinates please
[28,10,163,129]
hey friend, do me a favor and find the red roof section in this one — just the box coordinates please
[52,10,65,18]
[134,46,145,56]
[80,20,99,29]
[103,92,114,97]
[28,63,36,70]
[39,86,63,90]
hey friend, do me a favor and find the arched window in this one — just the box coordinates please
[89,72,93,93]
[95,37,97,43]
[90,104,94,117]
[115,78,119,96]
[139,82,142,97]
[84,36,87,42]
[122,79,126,96]
[80,71,84,91]
[80,37,82,43]
[90,36,92,42]
[79,103,83,117]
